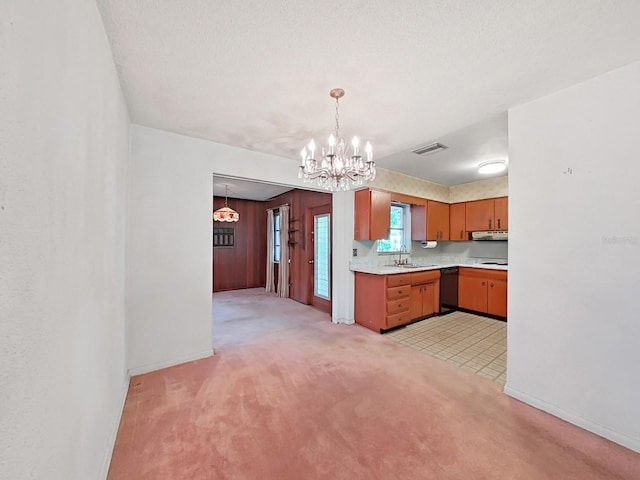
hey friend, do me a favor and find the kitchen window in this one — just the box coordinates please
[377,203,410,253]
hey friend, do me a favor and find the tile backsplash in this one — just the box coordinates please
[352,239,508,267]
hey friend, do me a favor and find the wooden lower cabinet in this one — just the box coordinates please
[409,270,440,320]
[354,272,411,332]
[354,269,440,332]
[458,268,507,318]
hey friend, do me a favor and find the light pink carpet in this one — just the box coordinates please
[107,288,640,479]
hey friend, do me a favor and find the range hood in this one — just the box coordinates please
[471,230,508,241]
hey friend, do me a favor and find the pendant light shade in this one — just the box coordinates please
[213,185,239,222]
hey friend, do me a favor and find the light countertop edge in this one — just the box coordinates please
[350,263,508,275]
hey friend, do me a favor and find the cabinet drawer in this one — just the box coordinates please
[387,298,410,315]
[387,274,411,287]
[410,270,440,285]
[386,312,410,329]
[387,285,410,300]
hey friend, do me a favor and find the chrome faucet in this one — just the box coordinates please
[395,244,408,265]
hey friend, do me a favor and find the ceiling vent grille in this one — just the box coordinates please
[412,142,448,156]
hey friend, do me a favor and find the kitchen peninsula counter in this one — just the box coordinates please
[350,262,508,275]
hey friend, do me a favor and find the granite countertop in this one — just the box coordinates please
[350,262,508,275]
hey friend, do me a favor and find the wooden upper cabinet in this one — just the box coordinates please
[427,200,449,241]
[449,203,466,241]
[494,196,508,231]
[354,189,391,240]
[465,198,495,231]
[466,197,508,231]
[411,201,449,241]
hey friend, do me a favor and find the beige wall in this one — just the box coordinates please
[372,167,508,204]
[449,176,509,203]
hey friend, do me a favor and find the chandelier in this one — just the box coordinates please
[298,88,376,191]
[213,185,239,222]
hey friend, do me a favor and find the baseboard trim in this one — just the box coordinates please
[99,370,130,479]
[127,348,214,377]
[332,317,355,325]
[504,384,640,453]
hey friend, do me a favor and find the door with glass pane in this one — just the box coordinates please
[308,205,331,314]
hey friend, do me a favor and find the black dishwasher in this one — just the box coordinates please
[440,267,459,315]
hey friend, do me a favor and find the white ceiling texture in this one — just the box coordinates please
[98,0,640,198]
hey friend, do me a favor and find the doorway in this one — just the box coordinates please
[307,204,331,314]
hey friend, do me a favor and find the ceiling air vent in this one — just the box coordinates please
[412,142,448,156]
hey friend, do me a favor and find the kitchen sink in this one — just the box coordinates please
[401,263,435,269]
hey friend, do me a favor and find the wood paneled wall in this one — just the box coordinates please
[213,189,332,301]
[213,197,267,292]
[266,189,332,305]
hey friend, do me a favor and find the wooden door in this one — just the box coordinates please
[459,275,488,312]
[487,279,507,317]
[427,201,450,241]
[465,199,495,231]
[494,197,508,231]
[308,204,332,314]
[449,203,466,241]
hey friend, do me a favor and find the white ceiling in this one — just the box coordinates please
[97,0,640,188]
[213,176,292,202]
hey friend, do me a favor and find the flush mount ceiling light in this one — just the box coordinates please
[478,159,507,174]
[213,185,239,222]
[298,88,375,191]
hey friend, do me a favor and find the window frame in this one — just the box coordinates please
[376,202,410,254]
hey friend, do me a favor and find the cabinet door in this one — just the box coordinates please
[421,281,438,317]
[487,279,507,317]
[459,275,488,312]
[494,197,508,231]
[354,189,391,240]
[410,285,424,320]
[465,199,495,231]
[449,203,466,241]
[427,201,450,241]
[370,190,391,239]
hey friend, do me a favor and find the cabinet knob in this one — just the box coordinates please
[482,281,486,286]
[398,303,402,307]
[398,290,403,294]
[490,282,494,287]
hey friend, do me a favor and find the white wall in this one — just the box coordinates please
[0,1,130,479]
[127,126,345,373]
[506,61,640,452]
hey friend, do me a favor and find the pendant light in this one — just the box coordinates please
[213,185,239,222]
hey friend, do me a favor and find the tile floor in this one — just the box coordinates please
[385,311,507,386]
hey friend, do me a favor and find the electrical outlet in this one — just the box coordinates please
[352,248,358,257]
